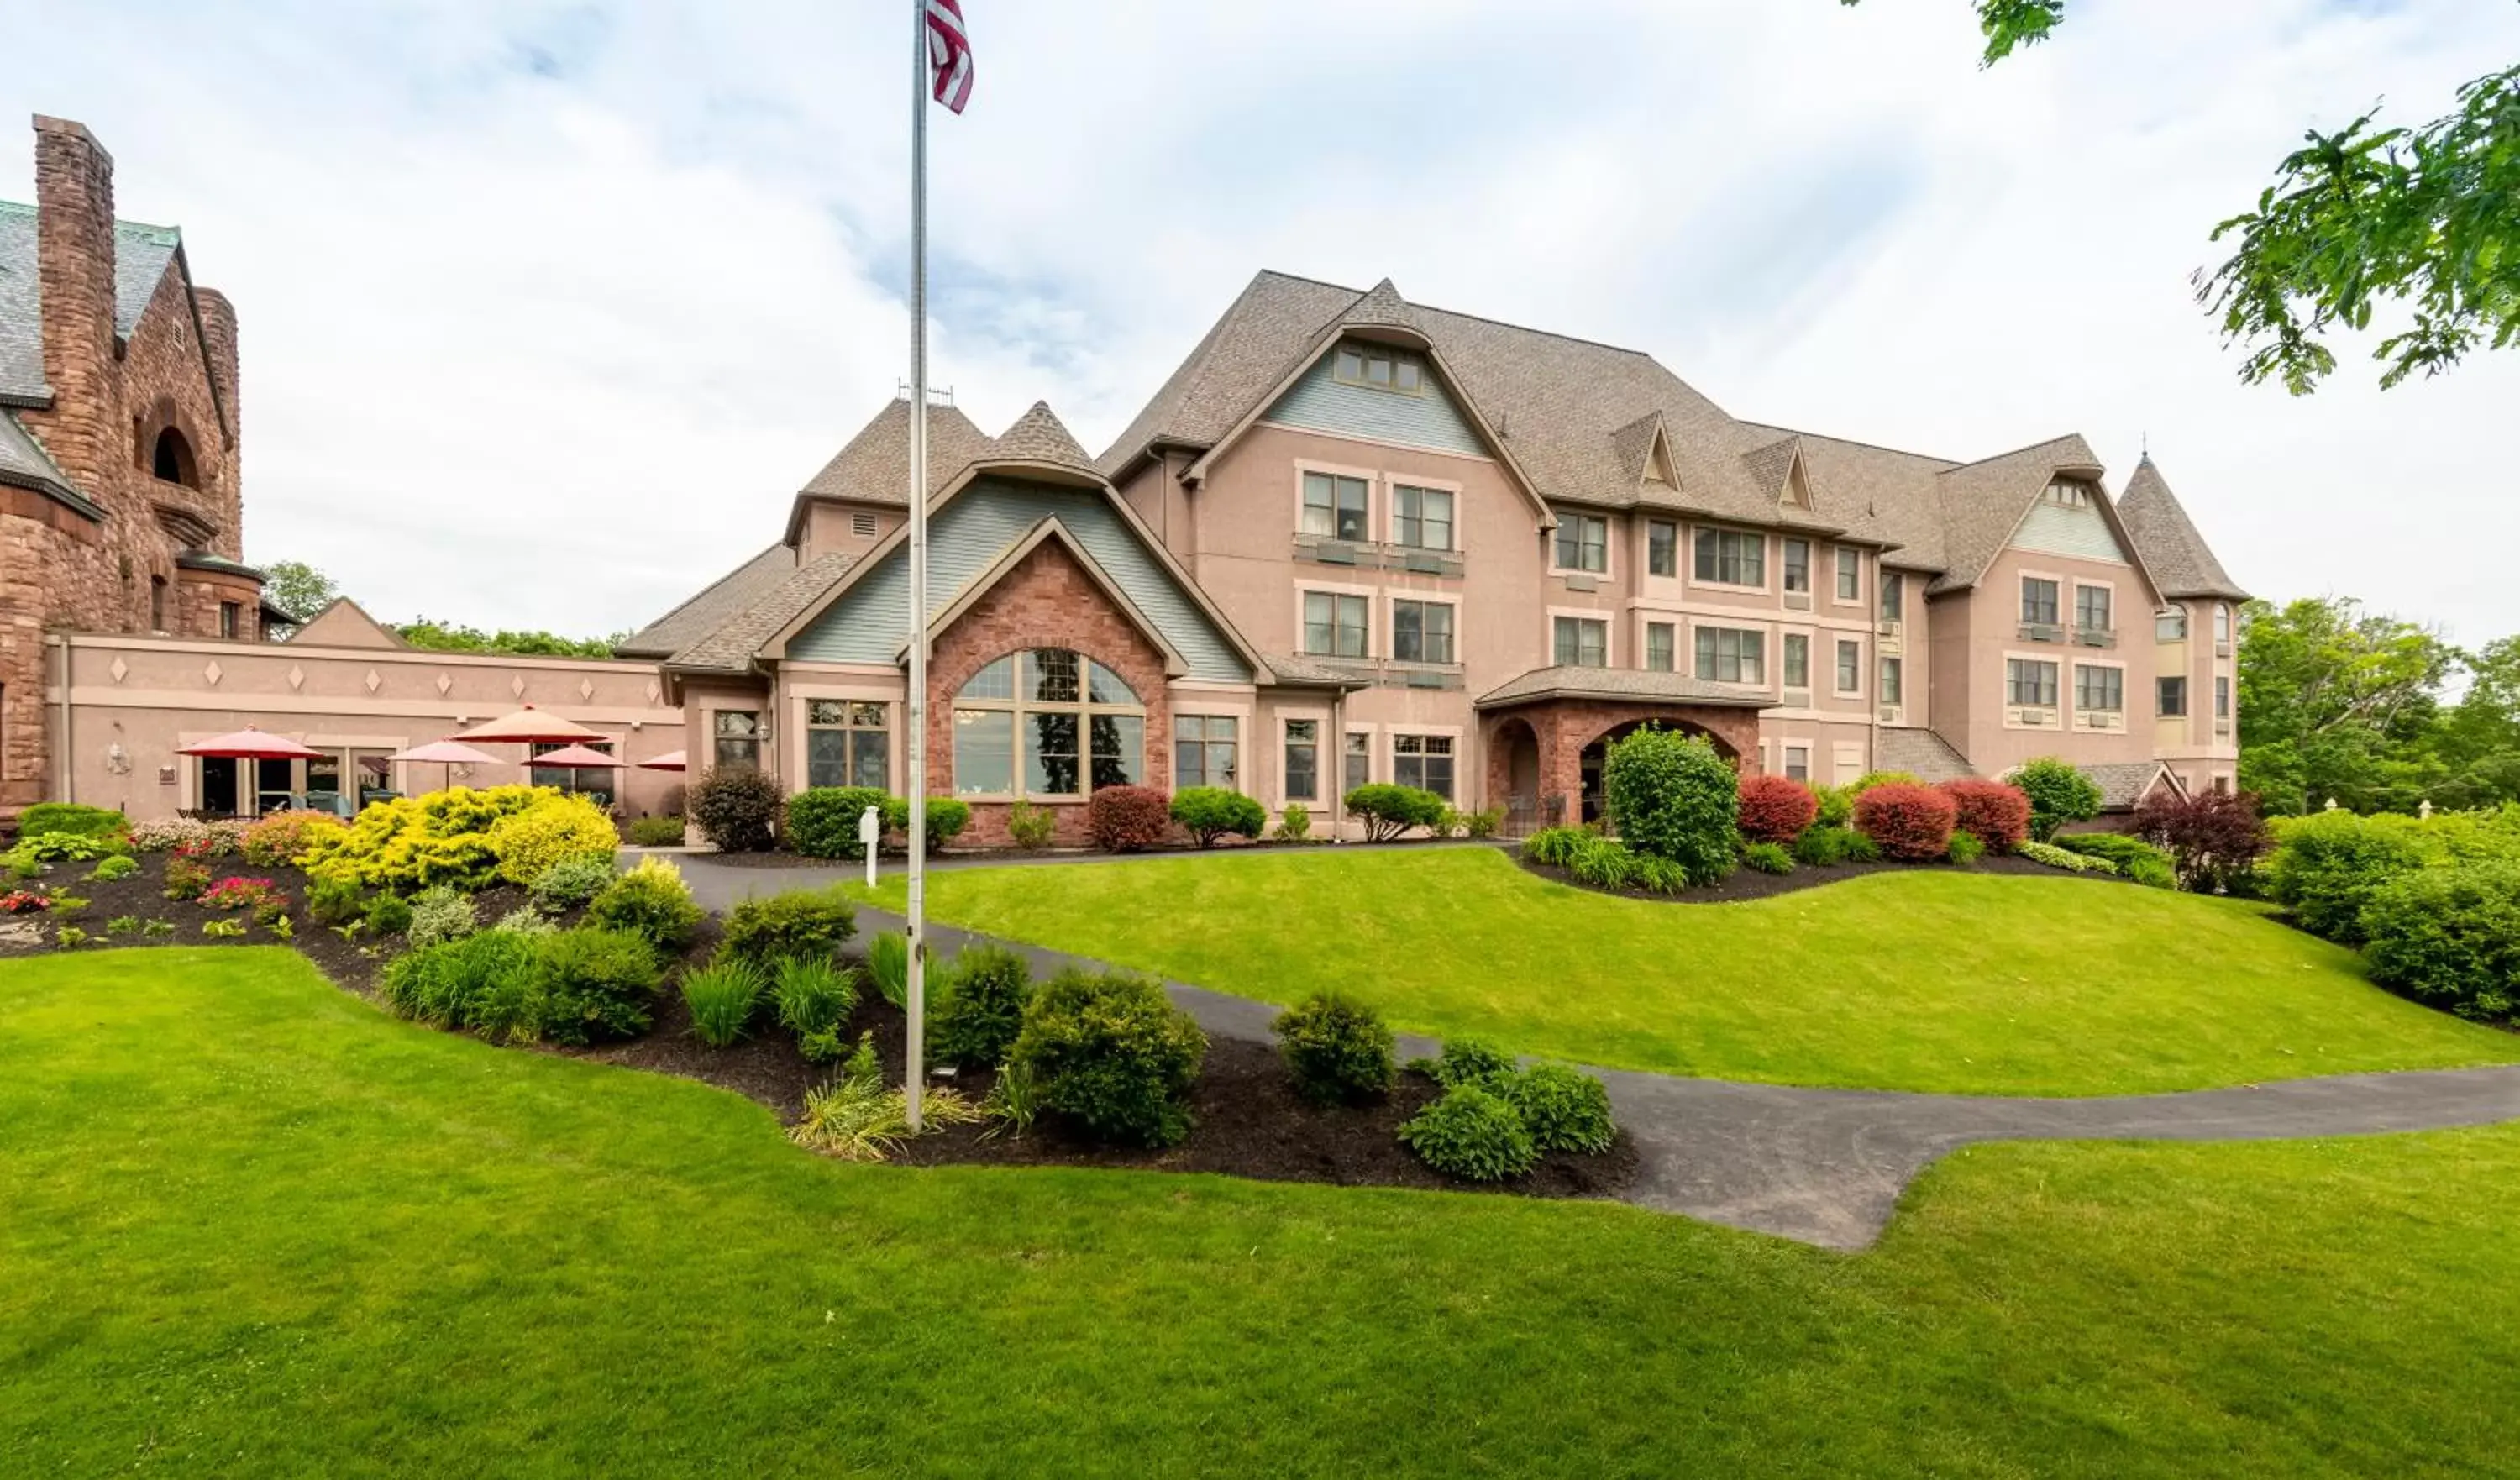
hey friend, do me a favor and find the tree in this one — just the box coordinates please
[2010,757,2102,842]
[260,559,339,624]
[395,620,623,659]
[1845,3,2519,391]
[2235,597,2456,816]
[2420,636,2520,811]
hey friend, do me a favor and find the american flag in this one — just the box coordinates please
[927,0,974,114]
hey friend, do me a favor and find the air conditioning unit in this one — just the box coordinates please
[1877,618,1902,638]
[2075,711,2124,732]
[1783,592,1814,611]
[1782,688,1812,708]
[2073,627,2116,648]
[2017,622,2064,643]
[2011,706,2055,727]
[1877,705,1900,723]
[2214,641,2232,659]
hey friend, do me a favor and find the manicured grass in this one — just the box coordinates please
[856,848,2520,1095]
[3,949,2517,1476]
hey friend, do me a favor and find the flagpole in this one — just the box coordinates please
[903,0,931,1131]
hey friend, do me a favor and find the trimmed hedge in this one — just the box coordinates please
[1940,779,2030,853]
[585,856,706,950]
[1088,785,1172,852]
[718,884,857,970]
[1171,787,1266,848]
[690,765,780,853]
[2360,861,2520,1022]
[1010,968,1208,1147]
[2013,758,2103,842]
[786,787,890,858]
[1853,782,1956,862]
[2263,809,2428,943]
[879,795,974,853]
[1272,992,1397,1105]
[1601,729,1739,884]
[17,802,129,841]
[1345,784,1446,843]
[1737,774,1819,845]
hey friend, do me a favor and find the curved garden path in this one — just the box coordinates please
[675,854,2520,1251]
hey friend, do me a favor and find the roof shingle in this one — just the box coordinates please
[2118,455,2249,601]
[617,543,797,659]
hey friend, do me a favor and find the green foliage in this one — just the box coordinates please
[1812,785,1856,830]
[2239,596,2461,816]
[2263,810,2432,942]
[585,856,705,951]
[1567,833,1636,890]
[1522,826,1590,868]
[681,958,766,1048]
[1344,784,1447,843]
[1461,806,1504,841]
[1269,802,1310,843]
[1506,1064,1617,1154]
[2055,834,2179,890]
[240,811,349,869]
[18,802,130,842]
[304,877,362,927]
[1793,825,1861,868]
[627,815,686,848]
[486,794,618,888]
[1431,1037,1516,1091]
[259,559,339,624]
[1947,831,1985,866]
[880,795,974,853]
[54,925,88,949]
[104,915,139,936]
[533,927,666,1045]
[494,905,556,937]
[1009,969,1208,1147]
[773,957,860,1063]
[1271,993,1396,1105]
[1006,800,1058,849]
[2017,840,2116,875]
[2361,861,2520,1022]
[140,918,176,938]
[381,928,546,1042]
[84,854,139,884]
[298,785,545,892]
[1600,728,1740,884]
[1170,787,1266,848]
[2012,758,2104,842]
[933,946,1032,1069]
[364,892,414,938]
[865,931,911,1009]
[789,1073,981,1162]
[690,765,781,853]
[407,885,477,949]
[1397,1084,1537,1182]
[201,919,247,938]
[980,1061,1044,1139]
[1742,841,1796,875]
[394,619,622,658]
[529,853,618,913]
[785,787,890,859]
[161,853,212,900]
[12,832,126,863]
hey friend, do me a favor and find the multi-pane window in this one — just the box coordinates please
[1393,600,1455,664]
[2213,605,2233,644]
[1343,732,1371,795]
[2157,608,2188,640]
[1782,633,1810,689]
[1394,734,1455,800]
[1301,471,1369,542]
[1174,715,1240,791]
[1881,573,1905,621]
[1647,520,1678,577]
[1302,591,1369,658]
[1393,484,1453,551]
[2043,480,2094,508]
[1283,719,1320,804]
[2215,675,2231,718]
[2076,664,2124,712]
[2021,577,2061,626]
[1645,622,1676,673]
[2007,659,2060,707]
[1693,527,1765,585]
[1835,546,1861,601]
[1782,538,1810,593]
[1555,513,1608,573]
[2158,677,2188,716]
[218,601,240,639]
[1695,627,1764,685]
[1335,346,1425,394]
[1783,745,1811,783]
[952,648,1143,797]
[712,710,762,770]
[1880,657,1903,705]
[1835,639,1861,694]
[805,700,889,790]
[1554,616,1608,667]
[2075,584,2113,632]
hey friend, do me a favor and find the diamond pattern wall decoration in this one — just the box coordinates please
[578,678,595,701]
[108,657,128,685]
[510,675,526,699]
[202,660,223,686]
[287,665,306,691]
[435,673,453,696]
[364,669,382,695]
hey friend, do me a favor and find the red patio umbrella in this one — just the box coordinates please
[176,727,328,760]
[389,739,503,795]
[636,749,687,772]
[446,706,606,746]
[524,743,625,770]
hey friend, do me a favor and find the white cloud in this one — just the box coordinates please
[2,0,2513,641]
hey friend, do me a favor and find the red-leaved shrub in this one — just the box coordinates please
[1737,774,1819,844]
[1854,782,1957,861]
[1938,779,2030,853]
[1087,785,1172,853]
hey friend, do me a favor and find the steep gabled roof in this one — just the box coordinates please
[665,549,862,675]
[617,543,797,659]
[285,597,405,650]
[1928,433,2112,594]
[1741,425,1961,573]
[987,401,1098,475]
[0,199,186,403]
[2118,455,2249,601]
[899,517,1190,675]
[797,397,991,508]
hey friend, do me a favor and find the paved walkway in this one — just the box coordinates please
[677,856,2520,1251]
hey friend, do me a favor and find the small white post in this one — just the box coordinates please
[859,806,882,888]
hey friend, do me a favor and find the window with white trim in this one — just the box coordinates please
[1394,734,1454,800]
[806,700,889,790]
[1647,520,1678,577]
[2021,577,2061,626]
[713,710,762,770]
[2076,584,2113,632]
[1881,572,1905,620]
[1174,715,1240,791]
[1835,639,1861,694]
[1693,527,1764,585]
[1343,731,1371,795]
[2157,608,2188,640]
[2216,675,2231,717]
[2076,664,2124,712]
[1782,633,1809,689]
[1302,591,1368,658]
[1879,657,1903,705]
[1645,622,1676,673]
[1835,546,1861,601]
[2214,604,2232,643]
[1393,484,1453,551]
[2007,659,2060,707]
[2043,480,2095,508]
[1782,538,1810,594]
[1335,346,1425,394]
[2158,677,2188,716]
[1554,514,1608,573]
[1554,616,1608,667]
[1695,626,1764,685]
[1783,744,1811,783]
[1393,600,1455,664]
[952,649,1144,798]
[1301,471,1369,542]
[1283,719,1320,804]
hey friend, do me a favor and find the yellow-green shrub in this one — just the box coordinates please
[302,785,551,892]
[485,793,619,887]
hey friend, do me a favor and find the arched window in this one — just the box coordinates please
[152,428,198,487]
[952,648,1142,799]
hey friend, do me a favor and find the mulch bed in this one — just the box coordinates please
[1515,847,2122,904]
[6,849,1631,1204]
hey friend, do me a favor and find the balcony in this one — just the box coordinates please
[2071,625,2117,649]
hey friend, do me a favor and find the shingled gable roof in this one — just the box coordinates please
[664,548,861,675]
[1738,425,1961,573]
[785,396,991,540]
[894,516,1190,675]
[1924,433,2162,596]
[2118,455,2249,601]
[617,543,797,659]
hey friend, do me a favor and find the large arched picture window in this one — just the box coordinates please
[952,648,1143,799]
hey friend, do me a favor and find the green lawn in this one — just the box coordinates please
[3,949,2517,1476]
[854,848,2520,1095]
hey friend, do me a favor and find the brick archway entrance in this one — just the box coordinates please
[1478,696,1765,833]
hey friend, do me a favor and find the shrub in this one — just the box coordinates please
[18,802,129,842]
[495,904,558,936]
[6,851,43,879]
[1627,851,1691,895]
[790,1061,983,1161]
[1345,784,1447,843]
[1270,802,1310,843]
[12,832,126,863]
[1847,770,1922,797]
[200,876,287,916]
[2013,758,2104,842]
[486,793,618,889]
[2134,790,2273,895]
[1567,833,1636,890]
[785,786,890,859]
[1601,729,1739,884]
[54,924,88,949]
[239,810,348,869]
[1005,799,1058,849]
[2017,839,2115,874]
[85,854,139,884]
[0,889,51,915]
[627,815,686,848]
[1171,787,1266,848]
[2360,861,2520,1022]
[1462,806,1504,841]
[1506,1064,1617,1153]
[407,885,478,949]
[1271,992,1396,1105]
[105,915,140,936]
[1946,830,1985,866]
[934,945,1032,1068]
[690,764,781,853]
[2055,833,2178,889]
[773,956,858,1063]
[533,926,665,1045]
[529,853,617,913]
[865,931,911,1008]
[1008,968,1208,1148]
[719,884,858,971]
[1742,841,1795,875]
[1793,824,1861,868]
[1853,782,1957,862]
[365,892,414,938]
[301,785,548,892]
[1736,774,1819,845]
[1431,1036,1516,1090]
[1812,785,1856,829]
[880,795,974,853]
[1431,807,1467,840]
[1087,785,1172,852]
[1398,1084,1537,1182]
[382,928,544,1040]
[302,877,360,926]
[585,855,705,950]
[2261,809,2425,942]
[681,958,766,1047]
[1940,779,2031,853]
[1523,826,1590,868]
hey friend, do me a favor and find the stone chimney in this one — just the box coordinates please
[29,114,118,492]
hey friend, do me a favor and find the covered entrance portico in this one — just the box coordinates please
[1476,667,1774,835]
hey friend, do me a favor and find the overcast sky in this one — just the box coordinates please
[4,0,2515,645]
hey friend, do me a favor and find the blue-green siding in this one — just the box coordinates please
[2013,501,2131,564]
[789,480,1252,683]
[1261,343,1487,457]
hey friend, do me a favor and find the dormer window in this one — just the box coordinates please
[1334,347,1424,396]
[2042,480,2094,509]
